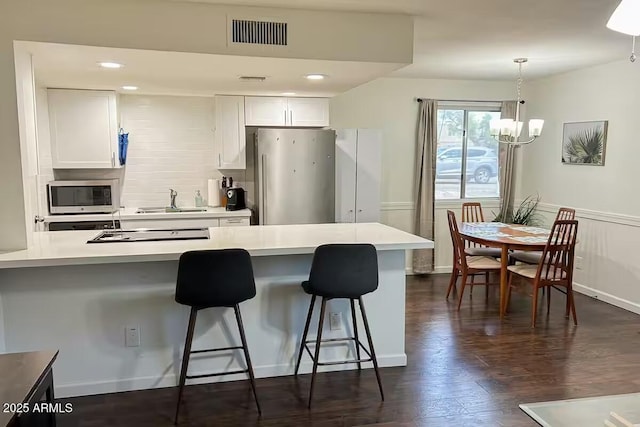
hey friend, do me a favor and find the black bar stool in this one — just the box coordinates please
[294,243,384,408]
[174,249,261,424]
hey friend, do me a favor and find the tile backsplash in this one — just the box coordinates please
[37,91,246,212]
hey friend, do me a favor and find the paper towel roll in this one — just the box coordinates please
[207,179,221,207]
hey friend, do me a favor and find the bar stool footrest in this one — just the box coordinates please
[186,368,249,380]
[190,345,244,355]
[303,337,373,366]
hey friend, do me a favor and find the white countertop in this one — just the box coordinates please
[44,207,252,222]
[0,223,433,269]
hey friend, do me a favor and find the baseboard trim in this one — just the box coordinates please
[54,354,407,398]
[572,282,640,315]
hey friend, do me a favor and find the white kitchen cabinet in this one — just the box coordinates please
[244,96,329,127]
[120,218,220,230]
[244,96,288,126]
[335,129,382,223]
[214,95,246,169]
[219,217,250,227]
[47,89,120,169]
[288,97,330,127]
[120,216,249,229]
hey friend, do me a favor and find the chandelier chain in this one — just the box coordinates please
[516,62,523,102]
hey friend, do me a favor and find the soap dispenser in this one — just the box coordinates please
[195,190,204,207]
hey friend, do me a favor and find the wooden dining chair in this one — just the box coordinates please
[460,202,502,258]
[446,210,501,309]
[510,207,576,265]
[462,202,485,222]
[506,219,579,327]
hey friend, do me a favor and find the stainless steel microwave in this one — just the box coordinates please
[47,180,120,214]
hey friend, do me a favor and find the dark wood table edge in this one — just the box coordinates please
[5,350,59,427]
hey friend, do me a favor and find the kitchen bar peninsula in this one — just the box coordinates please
[0,223,433,398]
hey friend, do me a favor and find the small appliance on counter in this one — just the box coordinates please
[48,179,120,214]
[225,187,246,211]
[207,179,221,207]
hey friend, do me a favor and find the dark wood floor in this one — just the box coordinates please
[57,274,640,426]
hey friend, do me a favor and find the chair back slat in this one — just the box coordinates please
[538,220,578,282]
[447,210,468,269]
[556,207,576,221]
[462,202,485,222]
[461,202,485,248]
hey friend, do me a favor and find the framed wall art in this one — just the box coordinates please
[561,120,608,166]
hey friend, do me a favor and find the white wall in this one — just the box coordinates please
[119,95,220,208]
[330,77,514,271]
[36,93,238,210]
[13,48,39,246]
[519,59,640,313]
[0,251,407,397]
[0,0,412,250]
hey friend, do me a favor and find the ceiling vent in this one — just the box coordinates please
[239,76,267,82]
[230,19,288,46]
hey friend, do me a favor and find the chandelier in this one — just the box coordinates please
[607,0,640,62]
[489,58,544,145]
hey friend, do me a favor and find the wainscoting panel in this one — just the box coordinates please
[536,202,640,314]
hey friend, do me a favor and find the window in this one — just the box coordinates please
[436,106,501,200]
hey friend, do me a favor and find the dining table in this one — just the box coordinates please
[458,222,551,319]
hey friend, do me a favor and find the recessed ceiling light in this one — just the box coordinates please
[306,74,326,80]
[121,86,138,91]
[99,62,123,69]
[281,92,296,96]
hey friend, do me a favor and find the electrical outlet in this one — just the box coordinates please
[575,256,584,270]
[125,325,140,347]
[329,312,342,331]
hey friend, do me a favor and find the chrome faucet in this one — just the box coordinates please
[170,189,178,209]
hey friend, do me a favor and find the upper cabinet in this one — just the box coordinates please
[244,97,288,127]
[244,97,329,127]
[288,97,330,127]
[214,95,246,169]
[47,89,120,169]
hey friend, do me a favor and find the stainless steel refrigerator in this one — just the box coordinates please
[251,128,336,225]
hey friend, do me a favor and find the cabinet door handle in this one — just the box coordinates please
[290,110,293,126]
[226,218,243,223]
[284,109,287,125]
[111,152,116,167]
[262,154,268,224]
[218,153,221,167]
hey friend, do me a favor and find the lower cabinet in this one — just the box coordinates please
[120,218,220,229]
[219,217,250,227]
[120,217,250,229]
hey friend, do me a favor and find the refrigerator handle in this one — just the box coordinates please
[261,154,267,224]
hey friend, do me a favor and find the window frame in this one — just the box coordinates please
[435,103,501,201]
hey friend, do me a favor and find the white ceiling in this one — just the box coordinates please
[23,42,403,96]
[173,0,630,80]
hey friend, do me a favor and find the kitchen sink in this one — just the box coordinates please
[87,228,210,243]
[136,207,208,213]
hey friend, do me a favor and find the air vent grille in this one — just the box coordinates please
[231,19,288,46]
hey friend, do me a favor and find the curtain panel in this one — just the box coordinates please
[412,99,437,274]
[498,101,518,222]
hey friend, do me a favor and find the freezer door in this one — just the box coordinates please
[256,128,335,225]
